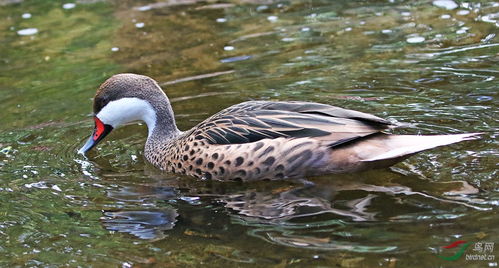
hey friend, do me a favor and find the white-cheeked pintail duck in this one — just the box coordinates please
[78,74,480,181]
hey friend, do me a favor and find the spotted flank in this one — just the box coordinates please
[79,73,481,181]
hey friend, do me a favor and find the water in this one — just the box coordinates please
[0,0,497,266]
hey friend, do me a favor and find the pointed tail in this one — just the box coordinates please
[361,133,481,162]
[324,133,481,173]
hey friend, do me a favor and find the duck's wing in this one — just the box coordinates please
[188,101,395,147]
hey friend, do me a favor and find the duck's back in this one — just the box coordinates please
[148,101,403,180]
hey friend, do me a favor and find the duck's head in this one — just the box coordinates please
[78,73,177,155]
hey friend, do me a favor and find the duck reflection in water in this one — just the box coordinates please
[100,171,479,244]
[101,210,178,240]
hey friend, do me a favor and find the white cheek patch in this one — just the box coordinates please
[97,97,156,137]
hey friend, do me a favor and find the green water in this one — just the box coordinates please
[0,0,497,267]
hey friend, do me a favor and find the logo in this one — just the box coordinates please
[437,240,496,262]
[438,240,471,261]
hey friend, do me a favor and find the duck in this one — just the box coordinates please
[78,73,480,181]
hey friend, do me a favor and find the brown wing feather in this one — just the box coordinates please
[187,101,394,146]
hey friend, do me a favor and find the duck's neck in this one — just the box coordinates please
[144,98,181,150]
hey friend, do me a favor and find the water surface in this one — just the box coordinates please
[0,0,498,267]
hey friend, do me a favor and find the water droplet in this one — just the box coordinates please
[135,22,145,28]
[481,33,495,42]
[294,80,311,85]
[433,0,458,10]
[180,196,200,205]
[216,18,226,23]
[457,10,470,15]
[481,13,499,24]
[21,13,31,19]
[51,185,62,192]
[406,36,425,43]
[224,46,234,51]
[220,55,251,63]
[111,47,119,52]
[25,181,49,189]
[382,29,393,34]
[414,77,444,84]
[281,37,294,42]
[301,27,310,32]
[456,27,469,34]
[475,96,493,102]
[137,5,151,11]
[17,28,38,36]
[62,3,76,9]
[267,15,278,22]
[256,5,268,12]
